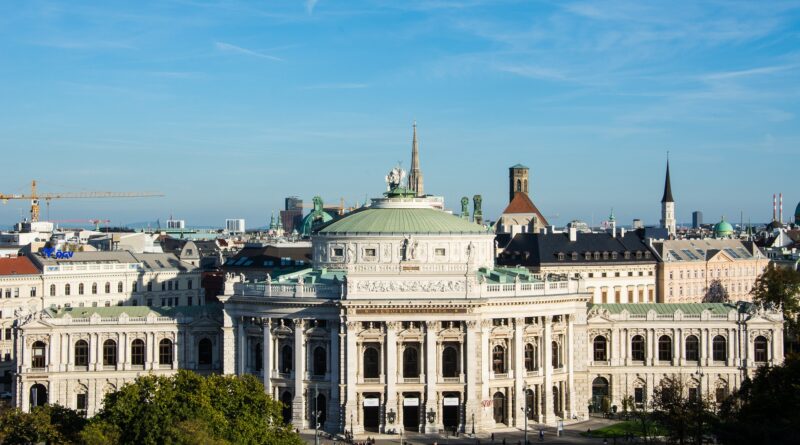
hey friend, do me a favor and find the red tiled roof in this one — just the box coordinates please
[501,193,550,226]
[0,256,40,275]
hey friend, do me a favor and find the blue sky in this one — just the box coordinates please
[1,0,798,228]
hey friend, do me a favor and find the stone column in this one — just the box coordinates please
[567,315,575,418]
[542,316,554,423]
[293,319,306,428]
[425,320,439,433]
[329,320,340,432]
[345,321,359,434]
[222,310,235,375]
[513,317,524,428]
[673,328,680,367]
[385,322,398,433]
[238,319,247,374]
[480,320,493,429]
[263,318,272,394]
[465,321,478,434]
[727,328,735,367]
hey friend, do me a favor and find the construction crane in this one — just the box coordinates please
[47,219,112,231]
[0,180,163,222]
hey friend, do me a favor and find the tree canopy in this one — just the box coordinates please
[751,266,800,334]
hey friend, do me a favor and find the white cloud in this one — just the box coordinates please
[214,41,283,61]
[305,0,319,15]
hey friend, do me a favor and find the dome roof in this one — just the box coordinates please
[300,209,334,236]
[795,201,800,224]
[714,218,734,237]
[318,207,488,235]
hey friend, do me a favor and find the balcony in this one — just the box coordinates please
[402,377,421,384]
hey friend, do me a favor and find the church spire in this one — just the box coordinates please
[408,121,424,196]
[661,157,674,203]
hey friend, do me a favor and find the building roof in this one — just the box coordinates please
[130,253,198,272]
[497,231,655,267]
[661,161,674,203]
[0,256,40,275]
[591,302,741,315]
[510,163,529,169]
[223,244,312,270]
[35,251,139,265]
[318,207,488,235]
[650,238,763,262]
[46,304,222,319]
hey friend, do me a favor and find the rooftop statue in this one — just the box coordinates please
[385,166,406,191]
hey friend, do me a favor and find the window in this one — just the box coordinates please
[716,386,728,404]
[634,387,645,406]
[118,282,123,293]
[168,281,173,291]
[364,248,376,257]
[363,346,380,378]
[65,284,71,296]
[91,283,98,294]
[333,248,344,257]
[4,328,11,340]
[524,343,538,371]
[688,387,699,401]
[159,339,173,365]
[658,335,672,362]
[254,342,262,372]
[558,253,565,261]
[601,290,608,303]
[685,335,699,361]
[147,282,153,292]
[552,341,561,368]
[754,336,768,363]
[631,335,645,361]
[32,341,46,368]
[435,248,446,256]
[713,336,727,361]
[492,345,506,373]
[199,338,213,365]
[131,339,145,366]
[187,280,193,290]
[442,345,459,378]
[76,393,87,413]
[132,282,138,292]
[50,284,56,296]
[74,340,89,367]
[78,283,84,295]
[593,336,608,361]
[313,346,326,376]
[279,344,292,372]
[161,282,166,291]
[188,297,193,306]
[403,345,419,378]
[30,288,36,297]
[103,340,117,366]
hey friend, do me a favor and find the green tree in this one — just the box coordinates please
[0,404,86,445]
[651,376,716,445]
[86,370,302,445]
[751,266,800,337]
[716,356,800,445]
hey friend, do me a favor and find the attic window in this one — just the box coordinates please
[636,251,643,259]
[602,252,609,260]
[557,253,565,261]
[644,251,651,259]
[611,252,618,260]
[571,252,578,261]
[594,252,601,260]
[186,249,193,255]
[585,252,592,260]
[624,251,631,259]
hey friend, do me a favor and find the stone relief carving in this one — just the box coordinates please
[355,279,465,293]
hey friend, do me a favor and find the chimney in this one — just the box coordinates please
[773,194,777,222]
[611,219,617,238]
[620,227,626,238]
[780,193,783,222]
[568,226,577,242]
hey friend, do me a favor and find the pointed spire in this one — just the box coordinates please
[661,157,674,203]
[407,121,424,196]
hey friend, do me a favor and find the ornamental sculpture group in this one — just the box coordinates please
[355,279,465,293]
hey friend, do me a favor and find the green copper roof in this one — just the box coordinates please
[591,303,738,315]
[319,207,489,235]
[714,218,734,236]
[47,304,221,319]
[510,163,529,169]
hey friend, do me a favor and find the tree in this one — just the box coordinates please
[86,370,302,445]
[0,404,86,445]
[716,356,800,445]
[751,266,800,350]
[703,279,729,303]
[651,376,716,445]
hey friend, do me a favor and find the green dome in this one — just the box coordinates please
[300,210,333,236]
[714,218,734,237]
[318,207,488,235]
[795,201,800,225]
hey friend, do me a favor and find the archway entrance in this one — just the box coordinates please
[403,392,420,431]
[280,391,293,424]
[363,394,381,432]
[442,392,460,432]
[29,383,47,409]
[492,391,506,425]
[314,393,327,428]
[591,377,609,415]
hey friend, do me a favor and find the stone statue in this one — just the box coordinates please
[461,196,469,217]
[312,196,323,213]
[385,166,406,191]
[401,235,417,261]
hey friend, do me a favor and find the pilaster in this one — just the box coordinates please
[292,318,307,427]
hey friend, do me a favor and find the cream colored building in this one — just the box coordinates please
[650,239,769,303]
[14,305,222,415]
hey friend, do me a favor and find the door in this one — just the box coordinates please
[403,394,420,430]
[493,391,506,424]
[363,397,380,432]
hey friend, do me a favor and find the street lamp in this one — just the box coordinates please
[313,386,322,445]
[522,385,530,445]
[695,365,705,445]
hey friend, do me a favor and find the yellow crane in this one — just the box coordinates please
[0,180,164,222]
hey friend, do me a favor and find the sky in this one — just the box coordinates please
[0,0,799,228]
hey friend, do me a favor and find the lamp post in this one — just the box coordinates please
[522,385,530,445]
[350,413,354,441]
[314,386,321,445]
[695,365,705,445]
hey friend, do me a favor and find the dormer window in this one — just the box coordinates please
[585,252,592,260]
[602,252,609,260]
[624,251,631,259]
[636,251,643,259]
[594,252,601,260]
[644,251,651,259]
[557,253,565,261]
[571,252,578,261]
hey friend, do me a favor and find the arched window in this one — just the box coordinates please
[32,341,46,368]
[159,339,173,365]
[592,377,610,412]
[50,284,56,296]
[363,346,380,379]
[524,343,537,372]
[658,335,672,361]
[493,391,506,424]
[713,336,727,361]
[254,342,263,372]
[552,341,560,368]
[492,345,506,373]
[593,336,608,361]
[516,179,522,192]
[103,339,117,366]
[64,284,71,296]
[118,282,124,293]
[91,283,98,294]
[403,346,419,378]
[685,335,699,361]
[754,336,768,363]
[525,388,536,419]
[74,340,89,367]
[631,335,645,361]
[104,282,111,293]
[442,345,459,378]
[315,393,327,427]
[131,339,145,366]
[29,383,47,409]
[280,344,292,373]
[78,283,84,295]
[198,338,213,365]
[313,346,326,376]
